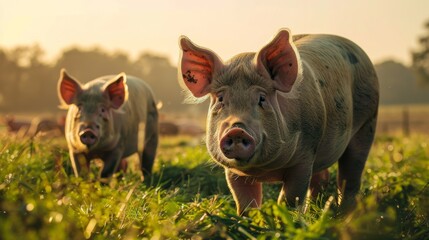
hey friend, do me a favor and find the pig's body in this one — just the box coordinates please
[179,30,378,214]
[222,34,378,176]
[59,71,158,179]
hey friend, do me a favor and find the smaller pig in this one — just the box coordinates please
[58,69,158,180]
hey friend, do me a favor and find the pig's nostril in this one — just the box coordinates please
[220,128,256,161]
[79,130,97,146]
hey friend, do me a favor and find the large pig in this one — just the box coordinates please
[57,69,158,180]
[178,29,378,214]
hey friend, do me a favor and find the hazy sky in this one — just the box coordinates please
[1,0,428,66]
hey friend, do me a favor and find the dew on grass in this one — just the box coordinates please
[26,203,35,211]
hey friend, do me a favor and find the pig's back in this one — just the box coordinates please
[293,35,378,171]
[294,34,378,127]
[121,76,157,156]
[123,76,157,123]
[96,75,157,156]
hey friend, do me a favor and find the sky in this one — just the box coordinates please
[1,0,428,66]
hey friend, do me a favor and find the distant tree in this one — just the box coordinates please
[0,50,19,110]
[22,45,57,112]
[54,47,142,82]
[376,60,429,105]
[134,53,183,111]
[0,43,206,114]
[412,20,429,85]
[133,52,207,114]
[0,44,55,112]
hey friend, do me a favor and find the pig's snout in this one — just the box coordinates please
[220,128,255,161]
[79,129,98,146]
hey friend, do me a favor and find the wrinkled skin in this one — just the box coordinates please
[58,69,158,180]
[178,29,379,215]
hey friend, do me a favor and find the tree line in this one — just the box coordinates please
[412,20,429,85]
[1,19,429,114]
[0,44,198,114]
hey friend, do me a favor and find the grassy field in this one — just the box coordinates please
[0,133,428,239]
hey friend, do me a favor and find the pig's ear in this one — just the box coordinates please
[103,73,128,109]
[179,36,224,98]
[58,69,82,108]
[255,29,302,92]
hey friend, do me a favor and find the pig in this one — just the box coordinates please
[3,116,61,138]
[178,29,379,214]
[159,121,180,136]
[4,115,31,134]
[57,69,159,180]
[27,117,65,137]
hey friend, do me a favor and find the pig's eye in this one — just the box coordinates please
[217,93,224,103]
[258,94,266,107]
[212,93,225,113]
[99,107,108,117]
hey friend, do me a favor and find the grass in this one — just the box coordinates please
[0,134,428,239]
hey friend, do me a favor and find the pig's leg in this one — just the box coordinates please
[100,149,124,179]
[337,117,376,212]
[277,164,312,208]
[69,152,89,178]
[141,134,158,175]
[226,169,262,215]
[310,169,330,198]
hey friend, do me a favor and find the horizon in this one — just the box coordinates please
[1,1,428,66]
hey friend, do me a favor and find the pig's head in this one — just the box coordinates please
[58,69,128,152]
[179,29,302,174]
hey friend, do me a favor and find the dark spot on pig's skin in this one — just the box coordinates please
[334,95,348,131]
[325,65,329,69]
[347,52,359,64]
[335,96,343,109]
[183,70,198,84]
[318,79,326,88]
[334,95,346,113]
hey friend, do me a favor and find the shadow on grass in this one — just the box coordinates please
[147,163,230,200]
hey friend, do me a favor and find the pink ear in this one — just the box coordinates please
[58,69,82,106]
[104,73,128,109]
[255,29,301,92]
[179,36,223,97]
